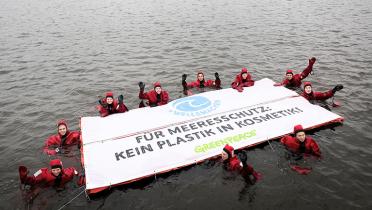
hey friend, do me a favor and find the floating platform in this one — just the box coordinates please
[80,78,343,195]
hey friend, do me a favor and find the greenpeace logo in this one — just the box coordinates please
[170,96,220,117]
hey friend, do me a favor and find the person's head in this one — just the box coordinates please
[303,82,312,94]
[106,92,114,104]
[222,144,234,160]
[154,82,162,94]
[57,120,68,136]
[241,67,248,79]
[197,72,205,81]
[286,70,294,80]
[294,124,306,142]
[50,159,63,176]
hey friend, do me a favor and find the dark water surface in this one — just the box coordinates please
[1,0,372,209]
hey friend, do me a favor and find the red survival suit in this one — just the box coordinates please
[231,67,255,92]
[185,72,220,88]
[301,82,334,101]
[97,92,128,117]
[19,159,79,189]
[280,135,321,157]
[43,120,81,155]
[275,57,316,88]
[223,145,260,180]
[139,82,169,107]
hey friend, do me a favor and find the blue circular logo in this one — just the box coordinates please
[172,96,211,112]
[170,96,220,116]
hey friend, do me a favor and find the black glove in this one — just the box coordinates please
[138,82,145,90]
[118,95,124,104]
[332,84,343,93]
[214,72,220,79]
[182,74,187,81]
[98,99,103,105]
[237,151,247,163]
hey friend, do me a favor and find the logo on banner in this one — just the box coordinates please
[170,96,220,117]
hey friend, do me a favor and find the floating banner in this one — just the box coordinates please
[80,78,343,194]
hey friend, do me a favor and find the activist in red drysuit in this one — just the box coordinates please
[280,125,321,157]
[43,120,81,155]
[231,67,255,92]
[97,92,129,117]
[138,82,169,107]
[275,57,316,88]
[222,144,261,183]
[18,159,83,190]
[301,82,343,101]
[182,71,221,90]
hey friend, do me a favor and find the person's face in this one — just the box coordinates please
[51,168,61,176]
[155,87,162,94]
[296,131,306,142]
[197,73,204,81]
[221,151,228,160]
[305,86,312,94]
[106,97,114,104]
[286,73,293,80]
[58,125,67,136]
[242,73,248,79]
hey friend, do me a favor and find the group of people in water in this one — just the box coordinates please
[18,57,344,195]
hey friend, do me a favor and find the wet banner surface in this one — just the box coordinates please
[81,78,343,193]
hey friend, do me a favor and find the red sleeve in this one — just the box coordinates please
[231,81,238,89]
[309,139,321,157]
[276,78,289,86]
[139,90,150,100]
[64,167,78,178]
[158,91,169,106]
[187,81,198,88]
[116,103,128,113]
[300,63,313,80]
[313,90,334,100]
[246,73,252,81]
[24,168,48,186]
[280,135,290,145]
[97,105,109,117]
[205,80,215,87]
[43,135,59,155]
[242,80,254,87]
[68,131,81,145]
[230,159,241,171]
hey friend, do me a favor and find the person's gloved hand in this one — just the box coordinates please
[309,57,316,65]
[215,72,220,79]
[138,82,145,90]
[238,151,247,163]
[19,166,28,184]
[118,95,124,104]
[55,147,61,154]
[182,74,187,81]
[332,84,343,93]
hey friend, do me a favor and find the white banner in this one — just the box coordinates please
[81,78,343,192]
